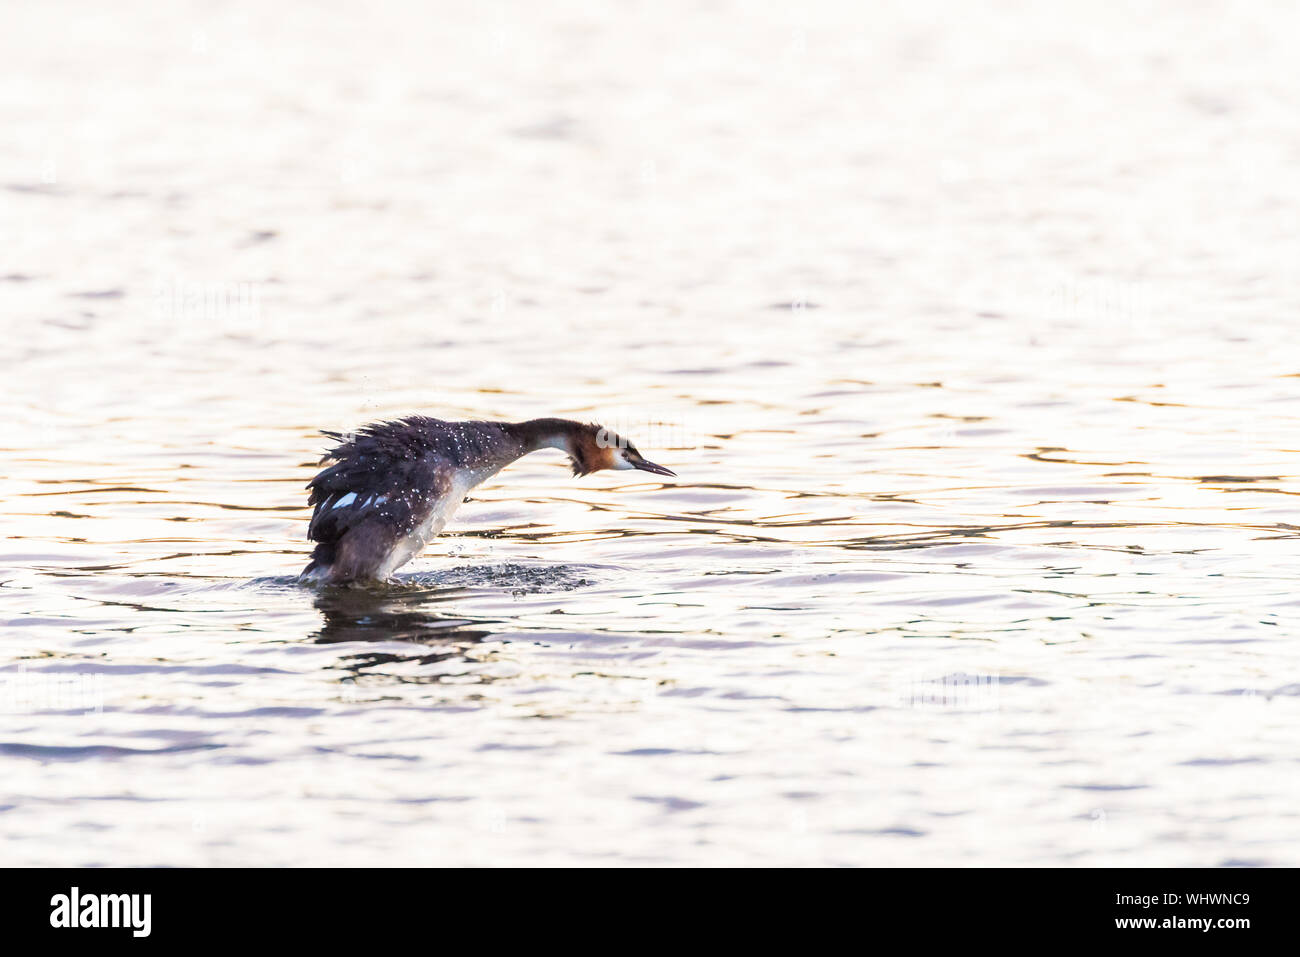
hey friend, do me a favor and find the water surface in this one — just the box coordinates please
[3,0,1299,866]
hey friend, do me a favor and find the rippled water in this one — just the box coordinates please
[4,1,1300,866]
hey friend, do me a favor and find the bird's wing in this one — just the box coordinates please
[306,444,454,547]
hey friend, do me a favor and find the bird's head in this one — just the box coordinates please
[569,424,676,478]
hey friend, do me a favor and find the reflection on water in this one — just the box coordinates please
[312,585,492,682]
[4,0,1300,865]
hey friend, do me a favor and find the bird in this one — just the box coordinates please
[300,416,675,585]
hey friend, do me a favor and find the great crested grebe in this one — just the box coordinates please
[300,416,675,585]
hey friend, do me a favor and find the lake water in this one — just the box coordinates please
[3,0,1299,866]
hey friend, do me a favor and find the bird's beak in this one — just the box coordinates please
[632,458,676,477]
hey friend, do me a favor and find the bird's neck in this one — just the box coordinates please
[508,418,582,456]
